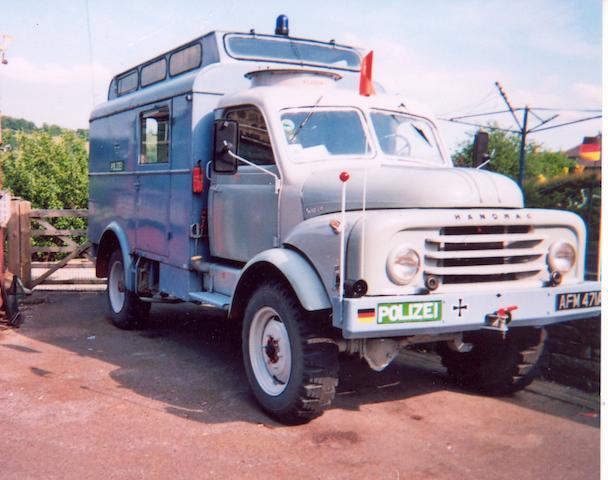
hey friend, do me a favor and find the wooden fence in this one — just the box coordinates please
[6,199,91,288]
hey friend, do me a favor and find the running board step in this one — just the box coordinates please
[188,291,231,309]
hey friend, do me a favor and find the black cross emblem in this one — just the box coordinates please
[453,299,468,317]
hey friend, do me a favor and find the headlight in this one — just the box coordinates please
[548,241,576,273]
[387,245,420,285]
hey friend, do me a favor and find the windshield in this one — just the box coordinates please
[225,34,361,70]
[371,111,443,164]
[281,109,372,161]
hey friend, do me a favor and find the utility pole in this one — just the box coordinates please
[518,106,529,186]
[495,81,529,187]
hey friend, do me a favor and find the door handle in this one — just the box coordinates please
[205,161,212,180]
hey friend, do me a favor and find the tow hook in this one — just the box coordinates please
[484,306,518,337]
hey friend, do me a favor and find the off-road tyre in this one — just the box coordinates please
[106,250,150,330]
[437,327,546,395]
[242,282,339,424]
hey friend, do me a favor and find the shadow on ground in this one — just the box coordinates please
[10,291,599,428]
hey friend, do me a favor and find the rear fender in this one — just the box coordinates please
[96,222,134,291]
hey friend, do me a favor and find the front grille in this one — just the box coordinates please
[425,225,545,284]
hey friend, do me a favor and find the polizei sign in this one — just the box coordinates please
[377,301,442,324]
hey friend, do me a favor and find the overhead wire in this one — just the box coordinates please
[440,83,602,136]
[530,107,602,113]
[437,88,499,118]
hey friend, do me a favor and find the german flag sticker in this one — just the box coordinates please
[357,308,376,323]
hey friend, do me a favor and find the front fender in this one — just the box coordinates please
[237,248,331,311]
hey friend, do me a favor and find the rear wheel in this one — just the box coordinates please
[242,282,338,424]
[437,327,546,395]
[106,250,150,330]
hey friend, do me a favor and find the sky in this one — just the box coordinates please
[0,0,602,154]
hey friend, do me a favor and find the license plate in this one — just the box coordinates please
[377,301,442,324]
[556,291,601,311]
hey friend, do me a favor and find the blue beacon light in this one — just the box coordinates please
[275,15,289,36]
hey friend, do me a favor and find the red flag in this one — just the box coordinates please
[359,51,375,96]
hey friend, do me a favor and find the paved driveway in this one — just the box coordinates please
[0,292,599,479]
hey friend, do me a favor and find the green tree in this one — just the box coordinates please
[452,127,575,181]
[41,123,64,137]
[1,115,88,139]
[1,131,88,209]
[75,128,89,141]
[0,128,19,150]
[0,130,89,259]
[1,115,36,133]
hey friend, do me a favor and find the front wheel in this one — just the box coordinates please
[437,327,547,395]
[106,250,150,330]
[242,282,339,424]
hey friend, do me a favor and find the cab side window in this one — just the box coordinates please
[140,107,170,164]
[225,106,275,166]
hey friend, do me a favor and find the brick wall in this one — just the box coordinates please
[542,316,601,393]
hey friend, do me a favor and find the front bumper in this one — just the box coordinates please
[337,281,601,339]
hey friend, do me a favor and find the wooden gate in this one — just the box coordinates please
[6,198,95,288]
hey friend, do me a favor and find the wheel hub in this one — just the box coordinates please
[264,335,280,364]
[248,307,292,396]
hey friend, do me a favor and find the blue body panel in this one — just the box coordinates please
[88,31,361,302]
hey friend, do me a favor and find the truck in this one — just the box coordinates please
[88,16,601,424]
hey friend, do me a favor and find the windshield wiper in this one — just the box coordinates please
[289,95,323,143]
[411,124,431,146]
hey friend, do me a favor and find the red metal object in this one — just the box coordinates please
[497,306,518,317]
[0,226,4,312]
[0,129,4,311]
[192,165,203,193]
[359,51,376,97]
[339,171,350,182]
[0,216,4,314]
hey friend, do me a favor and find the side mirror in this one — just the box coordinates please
[213,119,239,174]
[472,131,490,168]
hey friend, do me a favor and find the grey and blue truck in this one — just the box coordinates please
[88,17,601,423]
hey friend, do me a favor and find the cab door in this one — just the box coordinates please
[209,105,279,262]
[134,104,172,257]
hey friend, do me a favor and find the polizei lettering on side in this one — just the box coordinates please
[377,301,442,324]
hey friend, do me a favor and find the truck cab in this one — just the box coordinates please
[89,18,600,424]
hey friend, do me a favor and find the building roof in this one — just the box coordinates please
[564,134,601,168]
